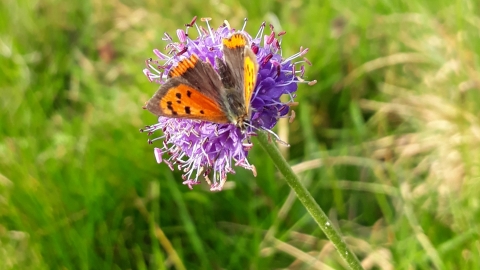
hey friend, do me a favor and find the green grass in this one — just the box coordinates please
[1,0,480,269]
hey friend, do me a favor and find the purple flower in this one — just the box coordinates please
[141,17,314,191]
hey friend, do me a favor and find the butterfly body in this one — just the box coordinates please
[146,33,259,132]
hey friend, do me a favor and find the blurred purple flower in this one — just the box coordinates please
[141,17,313,191]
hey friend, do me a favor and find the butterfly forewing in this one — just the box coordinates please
[222,33,248,87]
[221,33,259,114]
[146,55,229,123]
[243,48,258,113]
[168,54,225,102]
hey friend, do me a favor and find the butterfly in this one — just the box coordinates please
[146,33,259,131]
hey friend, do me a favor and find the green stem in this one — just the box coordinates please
[256,130,363,270]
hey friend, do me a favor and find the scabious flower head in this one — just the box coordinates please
[141,17,314,191]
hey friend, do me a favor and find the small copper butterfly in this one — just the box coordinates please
[146,33,259,131]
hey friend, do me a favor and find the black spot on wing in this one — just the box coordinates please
[165,101,178,115]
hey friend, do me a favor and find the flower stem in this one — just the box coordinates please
[256,130,363,270]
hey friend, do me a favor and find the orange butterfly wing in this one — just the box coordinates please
[243,49,258,113]
[146,55,229,123]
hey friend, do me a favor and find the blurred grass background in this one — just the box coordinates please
[1,0,480,269]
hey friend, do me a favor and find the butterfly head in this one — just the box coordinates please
[231,113,250,133]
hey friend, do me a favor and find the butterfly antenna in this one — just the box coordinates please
[244,122,290,147]
[241,18,248,32]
